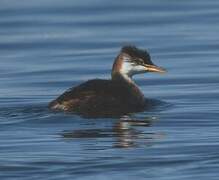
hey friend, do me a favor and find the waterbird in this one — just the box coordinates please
[49,46,166,117]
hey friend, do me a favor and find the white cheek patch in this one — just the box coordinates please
[133,65,146,73]
[120,61,133,75]
[121,61,146,76]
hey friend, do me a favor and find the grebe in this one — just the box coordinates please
[49,46,166,117]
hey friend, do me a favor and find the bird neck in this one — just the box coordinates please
[111,53,135,85]
[111,53,132,78]
[111,71,145,106]
[111,71,133,84]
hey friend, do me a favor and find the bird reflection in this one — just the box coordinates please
[61,115,164,148]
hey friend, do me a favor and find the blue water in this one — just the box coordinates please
[1,0,219,179]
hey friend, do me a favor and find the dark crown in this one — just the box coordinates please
[121,46,153,65]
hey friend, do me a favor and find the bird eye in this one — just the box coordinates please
[138,58,144,65]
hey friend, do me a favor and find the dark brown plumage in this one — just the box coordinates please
[49,79,146,117]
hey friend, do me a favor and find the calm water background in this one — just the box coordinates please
[1,0,219,179]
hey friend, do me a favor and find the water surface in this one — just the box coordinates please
[1,0,219,179]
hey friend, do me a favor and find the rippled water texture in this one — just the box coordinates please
[1,0,219,179]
